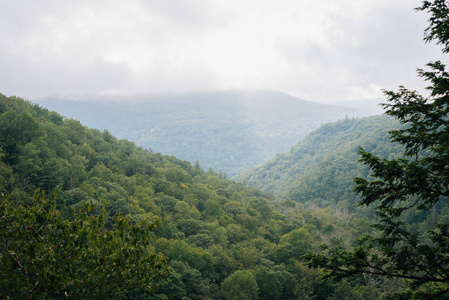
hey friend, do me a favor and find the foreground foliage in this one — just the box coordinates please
[306,1,449,298]
[0,189,168,299]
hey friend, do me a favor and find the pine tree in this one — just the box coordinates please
[306,1,449,298]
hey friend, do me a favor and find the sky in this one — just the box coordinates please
[0,0,446,105]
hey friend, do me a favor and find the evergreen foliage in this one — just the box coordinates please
[305,1,449,298]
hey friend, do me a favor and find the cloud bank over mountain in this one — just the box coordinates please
[0,0,444,104]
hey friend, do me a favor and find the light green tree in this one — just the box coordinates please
[0,189,168,299]
[221,270,259,300]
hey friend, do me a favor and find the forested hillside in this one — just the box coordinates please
[236,115,403,208]
[0,94,387,299]
[37,91,379,176]
[236,111,449,298]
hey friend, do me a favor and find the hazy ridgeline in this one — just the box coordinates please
[37,91,379,176]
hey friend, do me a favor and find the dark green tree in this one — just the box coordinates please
[328,280,363,300]
[0,189,168,299]
[306,1,449,299]
[254,267,283,300]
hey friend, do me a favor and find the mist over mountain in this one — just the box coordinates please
[37,91,380,176]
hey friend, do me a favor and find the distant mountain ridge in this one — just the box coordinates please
[36,91,380,176]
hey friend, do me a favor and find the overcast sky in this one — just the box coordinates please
[0,0,446,105]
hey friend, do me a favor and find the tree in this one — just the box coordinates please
[306,1,449,299]
[277,227,313,262]
[294,277,316,300]
[0,189,169,299]
[328,280,363,300]
[221,270,259,300]
[254,267,283,300]
[169,260,211,299]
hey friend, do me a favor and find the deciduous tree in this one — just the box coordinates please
[221,270,259,300]
[0,189,168,299]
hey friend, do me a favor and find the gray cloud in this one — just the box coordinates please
[275,1,445,101]
[136,0,234,31]
[0,0,446,103]
[0,53,134,98]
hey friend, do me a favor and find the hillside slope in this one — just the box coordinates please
[1,93,387,299]
[37,91,379,176]
[236,115,404,208]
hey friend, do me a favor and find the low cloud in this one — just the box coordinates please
[0,0,445,103]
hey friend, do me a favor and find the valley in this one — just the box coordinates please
[37,91,380,177]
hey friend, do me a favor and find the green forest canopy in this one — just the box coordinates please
[236,115,403,208]
[0,94,389,299]
[2,89,443,298]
